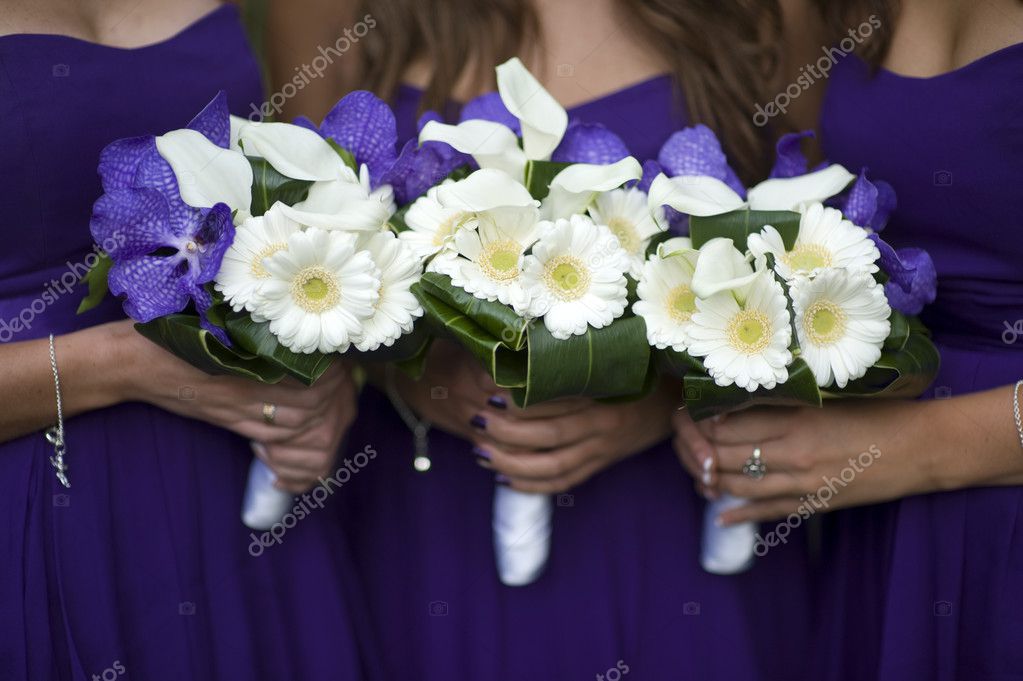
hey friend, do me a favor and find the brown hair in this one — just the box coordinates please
[817,0,900,66]
[354,0,781,183]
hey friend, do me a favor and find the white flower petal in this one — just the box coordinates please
[436,168,537,212]
[542,157,643,219]
[495,57,568,161]
[155,129,253,212]
[237,121,343,181]
[647,173,746,217]
[419,119,527,179]
[746,164,856,211]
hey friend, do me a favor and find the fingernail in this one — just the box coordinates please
[472,446,491,461]
[470,414,487,430]
[701,457,713,486]
[495,474,510,485]
[487,395,507,409]
[712,414,725,423]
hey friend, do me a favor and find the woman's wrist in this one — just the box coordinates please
[63,321,139,411]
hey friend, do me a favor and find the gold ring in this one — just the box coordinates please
[262,402,278,425]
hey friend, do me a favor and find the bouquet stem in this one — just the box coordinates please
[700,493,757,575]
[493,486,553,586]
[241,454,293,530]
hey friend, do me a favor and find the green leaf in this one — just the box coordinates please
[350,322,432,364]
[657,347,706,378]
[828,328,940,399]
[76,252,113,314]
[135,315,286,383]
[412,286,527,388]
[325,139,359,173]
[417,272,530,350]
[512,316,651,407]
[884,310,911,351]
[224,311,335,385]
[389,203,412,232]
[247,156,313,216]
[682,357,823,421]
[523,160,573,200]
[689,209,802,251]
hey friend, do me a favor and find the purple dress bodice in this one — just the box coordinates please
[0,5,261,340]
[818,49,1023,681]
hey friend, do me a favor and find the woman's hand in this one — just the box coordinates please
[475,377,679,493]
[121,323,357,492]
[671,387,1023,525]
[393,340,679,493]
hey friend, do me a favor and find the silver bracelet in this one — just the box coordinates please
[45,333,70,488]
[1013,380,1023,453]
[383,363,433,473]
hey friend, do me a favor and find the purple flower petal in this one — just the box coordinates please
[321,91,398,186]
[870,233,915,293]
[191,284,231,346]
[108,255,191,322]
[382,139,468,205]
[838,170,898,232]
[769,131,813,179]
[292,115,323,135]
[97,136,155,192]
[869,180,897,232]
[416,111,443,134]
[884,247,937,315]
[657,125,745,197]
[192,203,235,283]
[459,92,521,135]
[186,91,231,148]
[636,160,663,193]
[551,122,630,165]
[90,188,174,259]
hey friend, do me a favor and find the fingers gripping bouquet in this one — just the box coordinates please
[635,127,940,573]
[400,58,663,585]
[81,91,454,529]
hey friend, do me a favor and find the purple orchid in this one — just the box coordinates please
[314,91,467,205]
[90,92,236,344]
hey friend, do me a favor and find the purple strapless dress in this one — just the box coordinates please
[335,79,814,680]
[0,7,379,680]
[817,49,1023,681]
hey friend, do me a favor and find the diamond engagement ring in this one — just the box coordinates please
[262,402,278,425]
[742,446,767,480]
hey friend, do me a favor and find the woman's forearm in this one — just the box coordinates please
[0,321,134,442]
[925,385,1023,491]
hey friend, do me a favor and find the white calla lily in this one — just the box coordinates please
[235,121,342,182]
[657,236,694,258]
[746,164,856,211]
[436,169,538,212]
[691,238,760,302]
[495,57,568,161]
[155,128,253,213]
[647,174,746,217]
[542,157,643,219]
[419,119,527,179]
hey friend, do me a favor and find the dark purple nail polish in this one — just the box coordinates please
[472,446,491,461]
[470,414,487,430]
[487,395,507,409]
[495,474,510,485]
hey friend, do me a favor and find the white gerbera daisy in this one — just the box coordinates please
[352,232,425,352]
[791,268,891,388]
[255,228,380,354]
[432,205,541,307]
[399,184,480,259]
[633,250,700,351]
[587,187,667,277]
[687,271,793,391]
[215,203,300,316]
[748,202,879,281]
[519,214,630,339]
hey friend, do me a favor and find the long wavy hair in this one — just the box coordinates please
[817,0,900,66]
[353,0,782,183]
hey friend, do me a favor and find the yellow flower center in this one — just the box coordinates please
[606,216,641,254]
[727,309,772,354]
[479,239,522,282]
[783,243,832,272]
[250,242,288,279]
[543,255,591,301]
[803,299,846,345]
[291,266,340,313]
[433,211,476,247]
[666,285,696,323]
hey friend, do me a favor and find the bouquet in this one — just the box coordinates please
[399,58,663,585]
[635,127,939,573]
[80,90,451,529]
